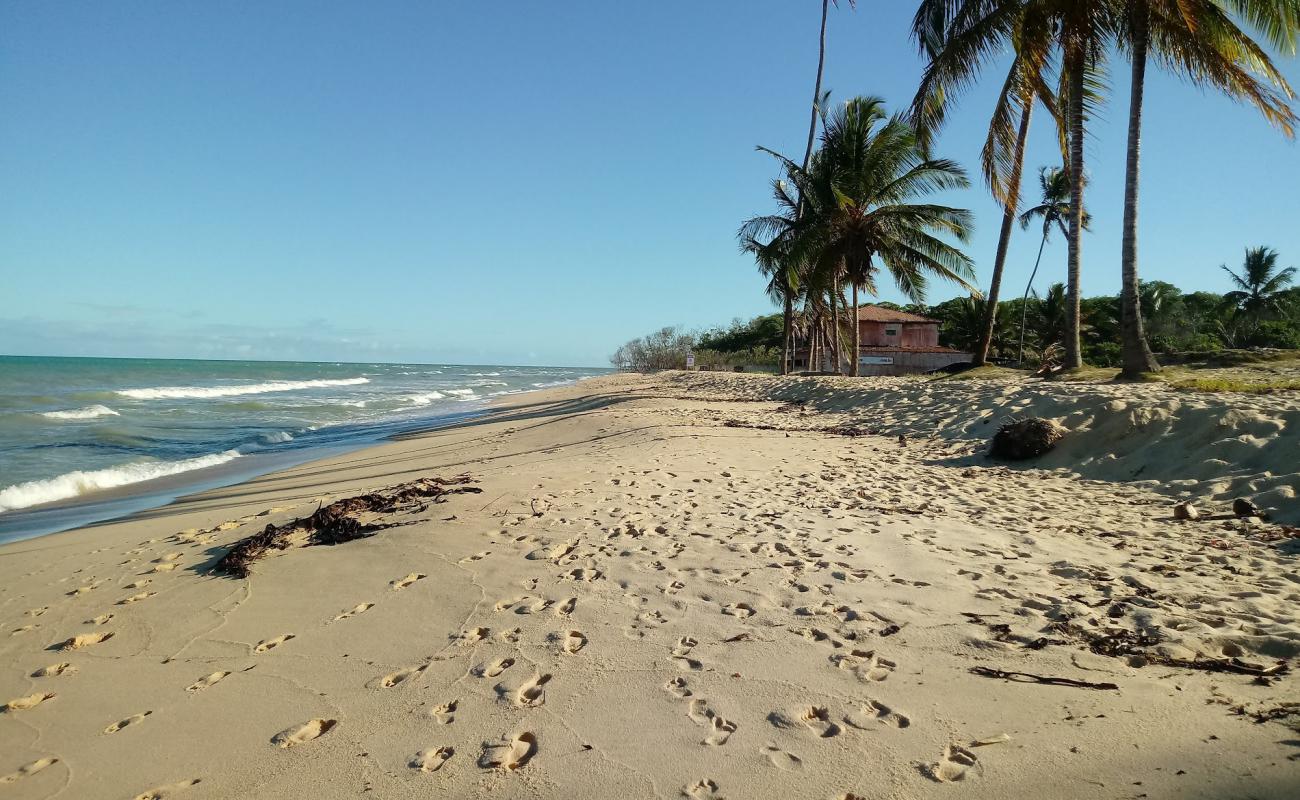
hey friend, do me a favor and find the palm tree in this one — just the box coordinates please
[1222,246,1297,320]
[1115,0,1297,378]
[1015,166,1084,362]
[763,0,857,376]
[768,97,979,376]
[910,0,1055,368]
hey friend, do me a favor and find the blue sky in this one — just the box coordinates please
[2,2,1297,367]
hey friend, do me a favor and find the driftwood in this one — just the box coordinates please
[970,666,1119,691]
[213,475,481,578]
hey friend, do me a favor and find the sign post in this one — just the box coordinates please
[685,352,695,370]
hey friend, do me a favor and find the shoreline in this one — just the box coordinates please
[0,378,596,546]
[1,371,1296,799]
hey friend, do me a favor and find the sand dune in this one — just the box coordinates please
[0,372,1296,799]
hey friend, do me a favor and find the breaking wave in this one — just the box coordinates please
[117,377,369,400]
[40,405,120,420]
[0,450,243,513]
[407,391,447,406]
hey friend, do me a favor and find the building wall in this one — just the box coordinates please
[856,349,970,376]
[859,321,940,348]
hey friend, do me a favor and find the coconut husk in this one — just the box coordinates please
[989,418,1066,460]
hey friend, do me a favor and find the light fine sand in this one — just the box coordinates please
[1,371,1297,799]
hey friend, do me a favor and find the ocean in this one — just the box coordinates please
[0,356,607,543]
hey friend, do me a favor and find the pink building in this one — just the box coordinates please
[794,305,971,376]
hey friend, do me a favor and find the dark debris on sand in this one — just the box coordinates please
[213,475,482,578]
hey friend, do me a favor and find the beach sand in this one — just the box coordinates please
[1,371,1297,799]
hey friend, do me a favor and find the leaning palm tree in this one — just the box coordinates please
[769,97,979,376]
[1115,0,1297,378]
[910,0,1057,368]
[1015,166,1084,362]
[1222,246,1297,320]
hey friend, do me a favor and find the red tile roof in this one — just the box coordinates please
[855,305,938,323]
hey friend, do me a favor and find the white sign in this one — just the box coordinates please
[859,356,894,365]
[685,352,695,368]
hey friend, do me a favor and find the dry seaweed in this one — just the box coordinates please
[970,666,1119,691]
[213,475,481,578]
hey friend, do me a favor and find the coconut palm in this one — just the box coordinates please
[763,0,857,376]
[1014,166,1085,362]
[768,97,978,376]
[1115,0,1297,378]
[1222,246,1297,320]
[910,0,1058,368]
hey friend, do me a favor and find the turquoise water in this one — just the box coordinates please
[0,356,606,539]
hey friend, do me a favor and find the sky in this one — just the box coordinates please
[2,2,1298,368]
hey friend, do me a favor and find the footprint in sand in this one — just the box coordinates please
[104,711,152,734]
[86,613,114,626]
[156,553,183,563]
[497,627,521,644]
[671,636,698,658]
[124,579,151,589]
[459,551,491,563]
[0,757,59,785]
[133,778,201,799]
[11,625,36,636]
[411,746,454,773]
[761,743,803,771]
[272,718,337,748]
[480,658,515,678]
[562,567,602,582]
[479,732,536,770]
[59,631,114,651]
[254,634,295,653]
[685,778,722,800]
[377,664,427,688]
[430,699,457,724]
[563,630,587,653]
[556,597,577,618]
[150,563,178,573]
[390,573,426,590]
[458,627,490,646]
[687,698,715,725]
[845,699,910,729]
[663,677,692,698]
[32,662,76,678]
[2,693,56,713]
[186,671,230,693]
[703,715,737,746]
[515,673,552,707]
[331,603,374,622]
[925,744,979,782]
[119,592,156,605]
[798,705,840,738]
[721,603,755,618]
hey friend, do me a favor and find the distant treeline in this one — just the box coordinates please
[611,269,1300,372]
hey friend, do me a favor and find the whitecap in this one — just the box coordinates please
[117,377,369,400]
[261,431,294,444]
[407,391,447,406]
[0,451,242,513]
[40,405,120,420]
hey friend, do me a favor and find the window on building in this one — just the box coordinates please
[884,326,899,337]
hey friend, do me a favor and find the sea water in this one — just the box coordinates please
[0,356,605,541]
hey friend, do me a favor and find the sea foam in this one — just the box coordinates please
[40,405,121,420]
[117,377,369,400]
[0,450,242,513]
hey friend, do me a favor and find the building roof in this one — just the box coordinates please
[854,304,938,324]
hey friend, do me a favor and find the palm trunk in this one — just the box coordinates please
[1064,54,1086,370]
[829,286,841,374]
[1119,11,1160,377]
[781,293,793,375]
[850,282,860,376]
[1017,229,1050,363]
[784,0,832,375]
[975,103,1034,366]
